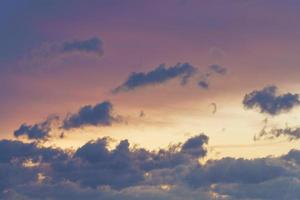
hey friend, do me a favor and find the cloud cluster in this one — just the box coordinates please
[14,101,120,141]
[1,134,300,200]
[113,63,228,93]
[113,63,197,93]
[243,86,300,115]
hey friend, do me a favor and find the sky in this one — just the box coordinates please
[2,0,300,199]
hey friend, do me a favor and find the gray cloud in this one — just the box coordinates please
[209,64,227,75]
[255,126,300,141]
[181,134,209,157]
[253,118,300,141]
[62,37,103,56]
[113,63,197,93]
[14,115,59,140]
[13,101,121,141]
[62,101,120,130]
[14,37,104,73]
[243,85,300,115]
[197,64,227,89]
[186,157,287,187]
[198,80,209,89]
[114,63,227,93]
[1,134,300,200]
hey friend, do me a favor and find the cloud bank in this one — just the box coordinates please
[1,134,300,200]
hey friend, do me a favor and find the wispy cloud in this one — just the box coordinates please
[62,37,103,56]
[15,37,104,73]
[197,64,227,89]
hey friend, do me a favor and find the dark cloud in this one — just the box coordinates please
[113,63,197,93]
[255,126,300,141]
[14,115,59,140]
[62,101,119,130]
[12,101,121,140]
[198,80,209,89]
[1,135,300,200]
[62,37,103,56]
[186,157,287,187]
[0,139,66,163]
[53,134,208,189]
[181,134,209,157]
[243,85,300,115]
[113,63,227,93]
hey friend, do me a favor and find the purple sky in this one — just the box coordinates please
[1,1,300,199]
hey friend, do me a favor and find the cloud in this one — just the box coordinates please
[0,139,66,163]
[15,37,104,73]
[209,64,227,75]
[197,64,227,89]
[198,80,209,89]
[14,115,59,140]
[214,177,300,200]
[62,37,103,56]
[252,118,300,141]
[243,85,300,115]
[113,63,197,93]
[181,134,209,157]
[255,126,300,141]
[62,101,120,130]
[13,101,121,141]
[113,63,227,93]
[185,157,287,187]
[1,134,300,199]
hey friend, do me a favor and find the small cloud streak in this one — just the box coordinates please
[112,63,197,93]
[62,37,103,56]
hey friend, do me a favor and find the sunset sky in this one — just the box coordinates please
[2,1,300,199]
